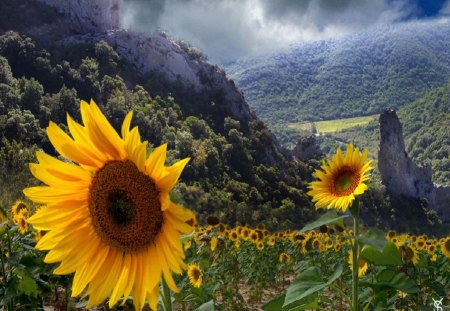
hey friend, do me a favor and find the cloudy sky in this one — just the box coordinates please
[121,0,450,63]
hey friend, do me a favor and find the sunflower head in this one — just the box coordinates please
[308,144,373,212]
[187,263,203,288]
[11,200,28,218]
[279,252,290,263]
[24,99,195,311]
[13,208,29,234]
[257,241,264,250]
[440,237,450,258]
[228,230,239,242]
[401,245,418,265]
[348,250,368,277]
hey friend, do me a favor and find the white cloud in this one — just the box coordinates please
[120,0,422,63]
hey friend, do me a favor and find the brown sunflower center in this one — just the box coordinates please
[358,258,366,268]
[331,167,361,196]
[89,160,163,253]
[192,268,201,280]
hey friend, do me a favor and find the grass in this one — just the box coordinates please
[288,114,379,133]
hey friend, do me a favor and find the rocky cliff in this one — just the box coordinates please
[1,0,285,166]
[378,109,449,221]
[36,0,121,33]
[292,136,322,162]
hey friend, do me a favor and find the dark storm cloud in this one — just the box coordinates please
[120,0,432,63]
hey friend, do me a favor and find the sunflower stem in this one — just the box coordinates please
[350,199,360,311]
[161,278,173,311]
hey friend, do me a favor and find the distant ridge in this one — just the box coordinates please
[226,18,450,124]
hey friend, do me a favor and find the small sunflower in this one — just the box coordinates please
[184,239,192,251]
[279,252,290,263]
[257,241,264,250]
[24,100,195,311]
[267,236,276,246]
[308,144,373,212]
[228,230,239,242]
[249,230,259,243]
[348,250,368,277]
[401,245,418,265]
[187,263,203,288]
[440,237,450,258]
[14,208,29,234]
[11,200,28,218]
[0,209,7,234]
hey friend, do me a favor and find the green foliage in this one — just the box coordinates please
[299,210,348,233]
[282,264,342,309]
[0,31,316,229]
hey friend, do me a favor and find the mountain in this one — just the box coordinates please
[0,0,318,229]
[226,19,450,125]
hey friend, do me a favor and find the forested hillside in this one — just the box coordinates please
[0,31,318,229]
[226,19,450,125]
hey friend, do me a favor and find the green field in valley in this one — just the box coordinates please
[288,114,379,133]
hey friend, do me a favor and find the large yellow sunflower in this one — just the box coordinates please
[24,99,195,310]
[307,144,373,212]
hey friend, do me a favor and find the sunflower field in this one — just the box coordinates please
[1,205,450,310]
[0,100,449,311]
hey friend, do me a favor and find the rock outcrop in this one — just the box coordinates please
[292,136,322,162]
[378,108,449,221]
[36,0,121,33]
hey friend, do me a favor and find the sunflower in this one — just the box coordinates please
[308,144,373,212]
[267,236,276,246]
[184,239,192,251]
[257,241,264,250]
[348,250,368,277]
[440,237,450,258]
[228,230,239,242]
[187,263,203,288]
[11,200,28,218]
[249,230,259,243]
[401,245,418,265]
[24,100,195,311]
[0,209,7,234]
[279,252,290,263]
[14,208,29,234]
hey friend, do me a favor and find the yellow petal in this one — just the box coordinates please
[146,144,167,178]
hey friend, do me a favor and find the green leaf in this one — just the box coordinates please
[263,294,285,311]
[285,294,319,311]
[263,294,319,311]
[193,299,214,311]
[377,269,396,283]
[17,274,38,298]
[361,272,420,294]
[357,229,387,251]
[299,210,348,233]
[361,242,402,266]
[283,264,342,308]
[424,280,448,297]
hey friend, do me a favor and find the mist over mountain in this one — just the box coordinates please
[226,18,450,124]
